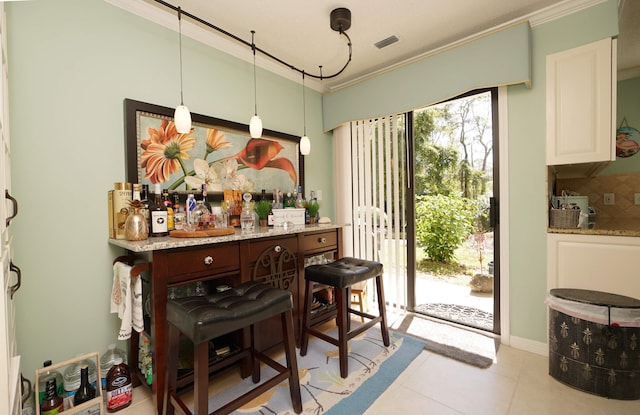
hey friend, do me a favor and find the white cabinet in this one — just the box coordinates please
[0,3,21,415]
[547,233,640,300]
[546,38,616,168]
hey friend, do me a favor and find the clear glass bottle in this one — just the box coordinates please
[192,200,211,229]
[185,193,197,230]
[240,193,255,232]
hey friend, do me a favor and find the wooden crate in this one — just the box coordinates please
[35,351,104,415]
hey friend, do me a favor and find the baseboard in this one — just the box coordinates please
[507,335,548,356]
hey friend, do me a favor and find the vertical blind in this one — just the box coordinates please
[335,115,408,311]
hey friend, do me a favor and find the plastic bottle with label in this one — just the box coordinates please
[38,360,64,406]
[40,378,64,415]
[106,357,132,412]
[100,344,127,390]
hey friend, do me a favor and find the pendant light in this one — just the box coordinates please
[174,7,192,134]
[249,31,263,138]
[299,71,311,155]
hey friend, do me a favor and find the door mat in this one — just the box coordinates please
[414,302,493,331]
[393,313,497,368]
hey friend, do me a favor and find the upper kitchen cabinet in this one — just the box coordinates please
[546,38,616,174]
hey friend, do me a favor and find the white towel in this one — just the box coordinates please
[111,262,144,340]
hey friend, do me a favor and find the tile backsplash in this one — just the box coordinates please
[555,173,640,219]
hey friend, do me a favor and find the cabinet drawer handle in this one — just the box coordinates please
[204,256,214,265]
[318,237,327,244]
[274,245,282,253]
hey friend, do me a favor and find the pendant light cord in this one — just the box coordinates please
[154,0,351,80]
[178,7,184,106]
[252,30,258,117]
[302,71,307,136]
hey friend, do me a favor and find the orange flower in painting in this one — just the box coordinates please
[231,138,297,183]
[140,119,196,184]
[206,129,232,153]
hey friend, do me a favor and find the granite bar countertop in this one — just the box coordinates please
[548,218,640,237]
[109,223,346,252]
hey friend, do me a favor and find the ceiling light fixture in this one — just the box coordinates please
[153,1,352,80]
[174,6,191,134]
[300,71,310,156]
[249,30,263,138]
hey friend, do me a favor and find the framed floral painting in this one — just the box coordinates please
[124,99,303,196]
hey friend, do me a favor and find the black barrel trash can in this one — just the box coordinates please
[546,288,640,400]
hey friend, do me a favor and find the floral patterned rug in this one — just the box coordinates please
[205,327,425,415]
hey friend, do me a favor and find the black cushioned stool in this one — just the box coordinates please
[163,281,302,415]
[300,257,390,378]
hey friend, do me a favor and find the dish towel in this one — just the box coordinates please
[111,262,144,340]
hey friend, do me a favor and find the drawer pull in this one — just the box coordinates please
[274,245,282,253]
[318,237,327,244]
[204,256,214,265]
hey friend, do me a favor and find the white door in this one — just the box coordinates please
[0,3,22,414]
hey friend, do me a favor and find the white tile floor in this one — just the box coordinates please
[118,333,640,415]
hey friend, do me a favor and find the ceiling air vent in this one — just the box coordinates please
[374,35,399,49]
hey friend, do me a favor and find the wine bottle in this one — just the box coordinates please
[162,189,174,231]
[201,183,212,212]
[149,183,169,237]
[40,378,64,415]
[140,184,150,225]
[73,365,96,406]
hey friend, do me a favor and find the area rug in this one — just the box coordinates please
[393,313,497,369]
[414,302,494,331]
[206,327,424,415]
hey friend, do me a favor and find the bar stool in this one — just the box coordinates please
[300,257,390,378]
[163,281,302,415]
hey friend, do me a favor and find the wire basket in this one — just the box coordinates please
[549,208,580,228]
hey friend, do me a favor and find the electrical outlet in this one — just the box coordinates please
[635,193,640,205]
[604,193,615,205]
[317,190,323,201]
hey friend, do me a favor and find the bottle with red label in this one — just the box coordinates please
[105,357,132,412]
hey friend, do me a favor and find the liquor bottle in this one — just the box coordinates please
[173,193,185,231]
[201,183,212,212]
[267,200,275,226]
[261,189,266,201]
[73,365,96,406]
[140,184,150,225]
[132,184,141,201]
[149,183,169,237]
[162,189,174,231]
[186,193,196,229]
[40,378,64,415]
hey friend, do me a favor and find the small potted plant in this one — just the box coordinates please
[254,200,272,227]
[307,200,320,224]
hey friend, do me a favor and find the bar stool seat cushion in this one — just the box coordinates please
[167,281,292,344]
[305,257,382,289]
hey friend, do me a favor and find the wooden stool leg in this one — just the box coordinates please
[163,324,180,415]
[375,275,390,347]
[194,341,210,415]
[300,279,314,356]
[250,324,260,383]
[335,287,349,378]
[282,310,303,413]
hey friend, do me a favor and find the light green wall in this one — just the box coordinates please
[504,0,617,341]
[7,0,333,380]
[600,76,640,174]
